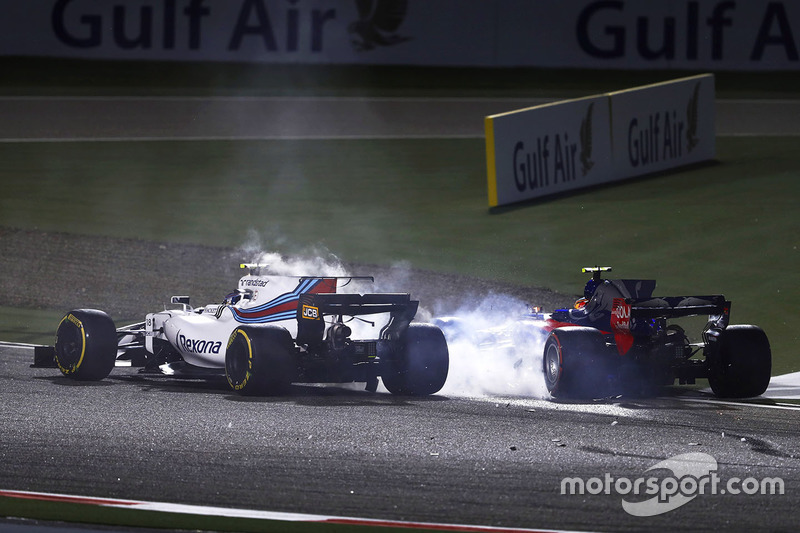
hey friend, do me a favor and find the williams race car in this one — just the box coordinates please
[38,264,449,396]
[441,267,771,399]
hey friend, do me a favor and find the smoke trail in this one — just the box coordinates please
[240,229,349,278]
[433,293,551,399]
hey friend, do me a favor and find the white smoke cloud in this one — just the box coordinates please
[434,293,551,399]
[253,250,349,278]
[241,229,348,278]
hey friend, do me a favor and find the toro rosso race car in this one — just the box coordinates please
[444,267,771,399]
[39,264,449,396]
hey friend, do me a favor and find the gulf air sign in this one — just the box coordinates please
[485,74,714,207]
[485,96,612,207]
[610,75,715,179]
[0,1,798,69]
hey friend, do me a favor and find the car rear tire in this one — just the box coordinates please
[543,327,608,399]
[708,325,771,398]
[225,325,296,396]
[381,323,449,395]
[54,309,117,381]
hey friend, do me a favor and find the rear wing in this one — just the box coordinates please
[630,295,730,325]
[302,293,417,316]
[296,293,419,345]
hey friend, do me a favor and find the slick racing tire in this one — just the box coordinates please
[708,325,771,398]
[225,325,296,396]
[54,309,117,381]
[542,327,608,399]
[382,323,449,396]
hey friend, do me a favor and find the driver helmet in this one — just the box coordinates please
[583,278,600,300]
[224,290,244,305]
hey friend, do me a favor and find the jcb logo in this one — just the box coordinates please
[302,305,320,320]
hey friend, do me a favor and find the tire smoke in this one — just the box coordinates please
[432,293,551,399]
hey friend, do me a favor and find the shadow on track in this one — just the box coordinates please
[42,369,454,407]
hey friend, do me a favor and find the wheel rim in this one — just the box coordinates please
[55,316,85,372]
[226,331,251,389]
[544,343,561,389]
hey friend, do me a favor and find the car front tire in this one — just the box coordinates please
[54,309,117,381]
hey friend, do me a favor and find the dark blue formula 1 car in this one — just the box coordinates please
[538,267,772,398]
[438,267,771,399]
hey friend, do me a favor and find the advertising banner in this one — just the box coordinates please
[609,74,716,179]
[486,74,715,207]
[0,1,797,70]
[485,97,612,208]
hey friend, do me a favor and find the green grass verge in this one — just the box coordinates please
[0,307,62,345]
[1,136,797,373]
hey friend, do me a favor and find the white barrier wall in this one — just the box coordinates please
[485,97,613,208]
[0,1,797,70]
[486,74,715,207]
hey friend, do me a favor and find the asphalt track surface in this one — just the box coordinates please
[2,96,800,532]
[3,344,800,532]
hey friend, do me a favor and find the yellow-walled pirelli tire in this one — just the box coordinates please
[225,325,296,396]
[708,325,772,398]
[381,324,449,396]
[54,309,117,381]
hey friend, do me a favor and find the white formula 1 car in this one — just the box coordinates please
[38,264,449,396]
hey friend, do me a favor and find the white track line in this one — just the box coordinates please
[0,340,43,349]
[680,398,800,411]
[0,134,484,143]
